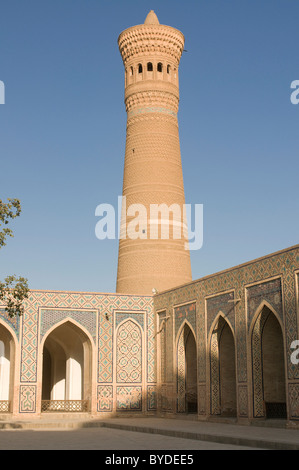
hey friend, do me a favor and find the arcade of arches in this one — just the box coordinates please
[0,245,298,423]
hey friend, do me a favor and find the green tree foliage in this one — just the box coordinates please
[0,199,29,317]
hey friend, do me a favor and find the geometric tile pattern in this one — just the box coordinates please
[238,385,248,417]
[97,385,113,412]
[13,290,155,413]
[19,385,36,413]
[98,314,113,383]
[251,305,274,418]
[251,302,286,419]
[283,268,299,380]
[289,383,299,419]
[0,308,20,339]
[210,316,226,415]
[206,291,235,334]
[158,310,167,387]
[198,384,206,415]
[160,321,166,384]
[247,278,283,326]
[146,306,156,384]
[18,291,153,385]
[174,302,196,339]
[147,385,157,411]
[116,320,142,383]
[116,386,142,411]
[40,309,97,343]
[115,312,144,330]
[154,245,299,420]
[20,304,39,382]
[177,325,186,413]
[1,245,298,419]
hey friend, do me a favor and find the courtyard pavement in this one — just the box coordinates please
[0,416,299,450]
[0,425,260,451]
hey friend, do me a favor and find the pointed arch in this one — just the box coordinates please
[209,312,237,416]
[41,316,95,350]
[250,302,286,418]
[176,318,196,346]
[249,299,284,338]
[0,318,19,346]
[116,316,143,334]
[176,320,197,413]
[208,311,235,343]
[0,320,16,411]
[41,318,93,412]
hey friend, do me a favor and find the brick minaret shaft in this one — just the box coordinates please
[116,10,192,295]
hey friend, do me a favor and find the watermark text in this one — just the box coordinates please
[290,80,299,105]
[0,80,5,104]
[291,340,299,365]
[95,197,203,251]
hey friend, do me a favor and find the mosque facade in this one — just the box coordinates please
[0,11,299,426]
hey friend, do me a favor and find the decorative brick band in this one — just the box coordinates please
[128,106,177,119]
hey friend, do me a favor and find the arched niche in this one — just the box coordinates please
[177,321,197,413]
[250,303,286,419]
[41,320,92,412]
[209,314,237,417]
[0,321,16,412]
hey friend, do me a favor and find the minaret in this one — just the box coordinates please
[116,10,192,295]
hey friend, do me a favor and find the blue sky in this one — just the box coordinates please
[0,0,298,293]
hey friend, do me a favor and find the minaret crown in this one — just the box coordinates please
[144,10,159,25]
[118,13,184,67]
